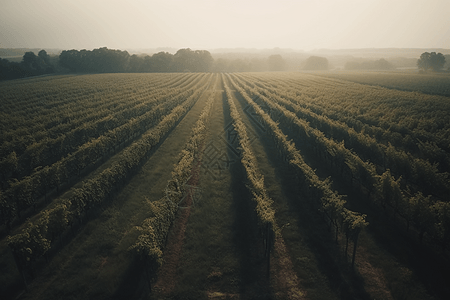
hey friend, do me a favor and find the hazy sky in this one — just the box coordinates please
[1,0,449,51]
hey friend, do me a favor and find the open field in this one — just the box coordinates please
[1,71,449,300]
[319,70,450,97]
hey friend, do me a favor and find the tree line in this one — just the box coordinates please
[0,48,216,80]
[1,47,447,80]
[345,58,394,70]
[0,50,55,80]
[0,47,291,80]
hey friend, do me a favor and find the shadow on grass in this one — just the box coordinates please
[282,114,450,300]
[344,185,450,300]
[3,97,200,300]
[232,88,372,300]
[111,257,149,300]
[222,86,274,299]
[269,94,450,299]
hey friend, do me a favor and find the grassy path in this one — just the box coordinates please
[153,74,246,299]
[153,74,275,299]
[18,74,215,300]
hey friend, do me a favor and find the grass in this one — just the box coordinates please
[15,78,214,300]
[275,99,440,299]
[318,70,450,96]
[224,81,348,299]
[4,72,450,299]
[157,84,243,299]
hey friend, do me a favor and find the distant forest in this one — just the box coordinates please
[0,47,448,80]
[0,50,57,80]
[0,47,299,80]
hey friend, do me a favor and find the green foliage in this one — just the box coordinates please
[0,189,14,227]
[231,72,450,252]
[268,54,286,71]
[341,208,368,241]
[129,81,215,279]
[7,219,51,269]
[5,74,211,271]
[410,192,433,239]
[345,58,394,70]
[0,49,55,80]
[172,48,214,72]
[59,47,214,73]
[224,78,276,230]
[432,201,450,250]
[303,56,329,70]
[46,202,70,238]
[129,199,177,268]
[417,52,446,72]
[0,74,206,226]
[377,170,403,212]
[2,72,450,291]
[228,74,368,266]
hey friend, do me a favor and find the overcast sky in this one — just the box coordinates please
[1,0,449,51]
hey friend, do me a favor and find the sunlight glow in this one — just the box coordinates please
[0,0,449,50]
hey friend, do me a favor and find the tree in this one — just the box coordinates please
[38,50,51,65]
[149,52,173,72]
[303,56,329,70]
[128,54,144,72]
[417,52,446,72]
[345,58,394,70]
[228,59,249,72]
[20,51,55,75]
[213,58,229,72]
[0,58,28,80]
[172,48,213,72]
[268,54,286,71]
[22,52,39,70]
[59,49,81,72]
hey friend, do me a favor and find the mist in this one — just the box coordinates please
[1,0,449,51]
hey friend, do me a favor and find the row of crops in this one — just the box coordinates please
[0,73,214,292]
[132,73,371,289]
[224,74,368,268]
[230,72,450,252]
[1,71,449,298]
[129,78,217,290]
[321,71,450,97]
[0,74,207,229]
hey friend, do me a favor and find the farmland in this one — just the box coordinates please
[1,71,450,300]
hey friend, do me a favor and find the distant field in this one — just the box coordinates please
[1,72,449,300]
[0,56,23,63]
[319,70,450,96]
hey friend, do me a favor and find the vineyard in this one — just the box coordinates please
[0,71,449,300]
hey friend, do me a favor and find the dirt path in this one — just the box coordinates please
[152,74,243,299]
[18,74,215,300]
[153,74,274,299]
[151,73,220,296]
